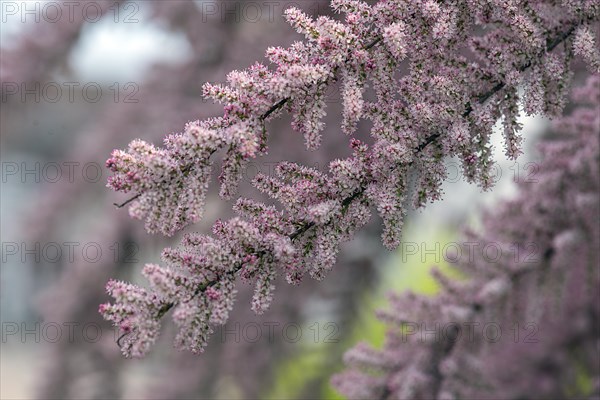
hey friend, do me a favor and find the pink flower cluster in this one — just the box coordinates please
[106,123,221,235]
[102,0,600,357]
[332,76,600,399]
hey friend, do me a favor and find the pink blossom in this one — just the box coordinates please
[101,0,600,361]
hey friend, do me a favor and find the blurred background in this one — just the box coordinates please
[0,1,549,399]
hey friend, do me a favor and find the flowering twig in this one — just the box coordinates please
[102,1,600,358]
[112,37,383,211]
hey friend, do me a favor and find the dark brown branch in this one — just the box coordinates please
[113,194,140,208]
[113,154,209,209]
[257,37,381,122]
[116,330,131,348]
[365,37,382,50]
[261,97,289,120]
